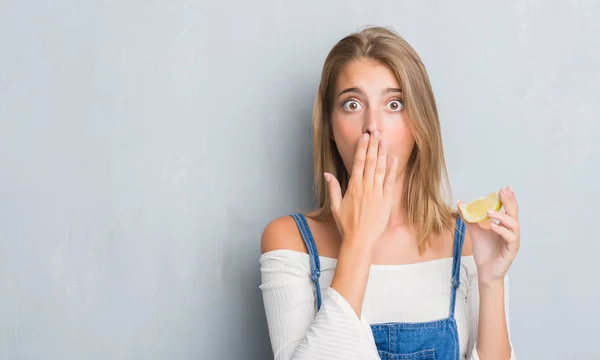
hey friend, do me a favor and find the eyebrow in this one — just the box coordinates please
[337,87,403,98]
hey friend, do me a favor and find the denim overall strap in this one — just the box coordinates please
[290,213,322,311]
[449,215,466,318]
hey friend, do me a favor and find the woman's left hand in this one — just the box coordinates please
[458,186,520,286]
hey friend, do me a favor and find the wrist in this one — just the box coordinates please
[478,277,505,294]
[341,234,376,259]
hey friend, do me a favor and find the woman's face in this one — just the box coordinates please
[331,58,416,177]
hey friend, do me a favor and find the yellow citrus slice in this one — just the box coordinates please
[458,191,503,223]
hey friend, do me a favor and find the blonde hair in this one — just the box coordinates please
[310,26,457,252]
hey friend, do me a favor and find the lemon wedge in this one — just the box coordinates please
[458,191,503,223]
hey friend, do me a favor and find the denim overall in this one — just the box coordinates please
[290,213,466,360]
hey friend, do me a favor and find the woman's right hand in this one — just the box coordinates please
[324,130,398,250]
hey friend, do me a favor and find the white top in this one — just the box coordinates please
[259,249,516,360]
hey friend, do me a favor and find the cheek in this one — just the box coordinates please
[389,124,414,144]
[331,118,362,168]
[331,110,360,135]
[382,117,415,154]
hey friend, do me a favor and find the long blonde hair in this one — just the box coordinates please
[310,26,457,252]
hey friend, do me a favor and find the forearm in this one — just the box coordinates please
[475,280,511,360]
[330,236,373,317]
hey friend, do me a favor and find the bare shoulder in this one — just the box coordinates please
[260,215,306,255]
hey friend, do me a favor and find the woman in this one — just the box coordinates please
[259,26,519,360]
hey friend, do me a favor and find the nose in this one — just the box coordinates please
[362,108,382,136]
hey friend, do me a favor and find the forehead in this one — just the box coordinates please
[335,58,401,93]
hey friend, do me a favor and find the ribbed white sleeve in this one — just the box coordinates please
[259,251,379,359]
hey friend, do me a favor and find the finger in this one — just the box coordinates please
[373,140,387,189]
[324,172,342,212]
[490,222,520,252]
[383,156,398,194]
[499,186,519,219]
[350,133,370,182]
[363,130,381,185]
[487,210,519,232]
[490,222,517,242]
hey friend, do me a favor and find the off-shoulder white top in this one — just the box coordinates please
[259,249,515,360]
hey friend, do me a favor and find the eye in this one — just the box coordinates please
[386,99,404,112]
[342,100,363,112]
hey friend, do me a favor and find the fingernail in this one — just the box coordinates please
[487,210,495,216]
[491,222,498,229]
[374,130,381,138]
[362,133,369,141]
[323,173,330,182]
